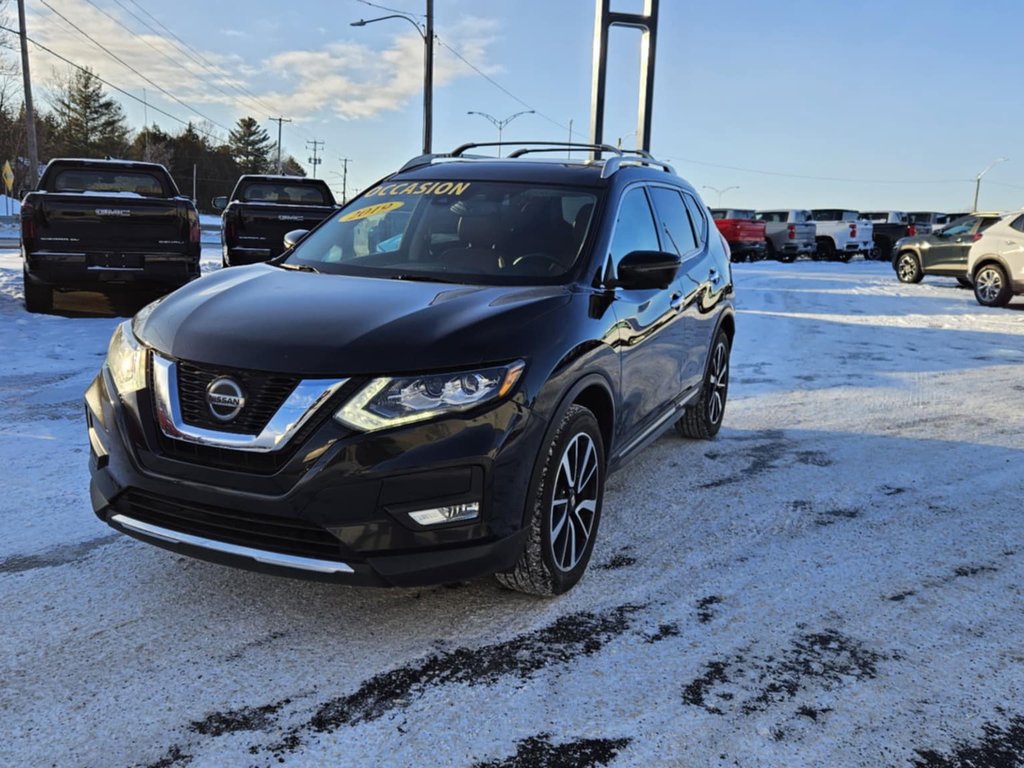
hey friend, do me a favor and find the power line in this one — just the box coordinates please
[36,0,230,135]
[120,0,303,136]
[0,23,220,141]
[79,0,276,123]
[356,0,424,17]
[433,35,571,133]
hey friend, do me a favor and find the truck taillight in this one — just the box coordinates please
[787,224,796,240]
[21,203,35,241]
[188,210,200,244]
[907,224,916,237]
[849,223,857,238]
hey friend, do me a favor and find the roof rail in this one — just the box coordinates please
[396,141,676,178]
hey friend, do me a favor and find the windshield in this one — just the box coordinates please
[283,179,599,285]
[238,181,330,205]
[51,169,168,197]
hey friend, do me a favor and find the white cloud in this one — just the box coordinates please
[27,1,500,127]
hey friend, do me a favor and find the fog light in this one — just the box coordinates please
[408,502,480,526]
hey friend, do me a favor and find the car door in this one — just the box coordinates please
[648,186,713,395]
[608,185,685,443]
[924,216,997,272]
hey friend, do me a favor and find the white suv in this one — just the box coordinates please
[967,211,1024,307]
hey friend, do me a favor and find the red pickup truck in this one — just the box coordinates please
[710,209,767,262]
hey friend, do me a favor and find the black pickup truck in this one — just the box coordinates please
[214,176,337,266]
[861,211,916,261]
[20,158,201,313]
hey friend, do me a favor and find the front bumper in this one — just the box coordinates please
[85,366,539,586]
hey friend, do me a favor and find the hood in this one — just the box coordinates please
[135,265,572,376]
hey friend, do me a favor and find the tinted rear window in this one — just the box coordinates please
[755,211,789,223]
[812,210,857,221]
[239,182,329,205]
[52,169,167,197]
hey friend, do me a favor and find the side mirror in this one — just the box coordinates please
[211,195,228,211]
[283,229,310,250]
[615,250,681,290]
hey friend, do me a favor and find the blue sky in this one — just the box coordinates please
[20,0,1024,211]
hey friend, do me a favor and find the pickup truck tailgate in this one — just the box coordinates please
[236,203,335,241]
[34,194,190,253]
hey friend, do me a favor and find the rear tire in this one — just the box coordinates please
[496,404,606,596]
[973,264,1012,307]
[896,252,923,283]
[23,269,53,314]
[676,328,730,440]
[815,238,834,261]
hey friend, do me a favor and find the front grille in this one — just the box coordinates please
[176,361,300,435]
[151,381,358,475]
[117,489,345,561]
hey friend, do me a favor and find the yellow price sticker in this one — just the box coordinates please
[339,201,404,222]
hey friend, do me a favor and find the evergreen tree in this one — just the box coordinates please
[280,155,307,177]
[228,116,273,174]
[49,67,129,157]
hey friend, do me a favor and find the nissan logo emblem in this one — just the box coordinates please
[206,377,245,422]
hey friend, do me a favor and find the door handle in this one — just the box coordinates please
[670,291,684,311]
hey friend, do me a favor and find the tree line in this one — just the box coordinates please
[1,56,306,212]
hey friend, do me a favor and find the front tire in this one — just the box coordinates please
[973,264,1012,307]
[676,329,730,440]
[496,404,606,596]
[896,252,923,283]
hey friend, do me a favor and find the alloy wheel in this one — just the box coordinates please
[549,433,600,572]
[898,254,918,281]
[707,340,729,425]
[975,267,1003,303]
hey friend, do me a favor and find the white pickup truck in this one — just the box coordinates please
[810,209,875,262]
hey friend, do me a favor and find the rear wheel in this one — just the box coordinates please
[815,238,834,261]
[496,404,605,596]
[676,329,730,440]
[973,264,1012,307]
[23,268,53,314]
[896,252,923,283]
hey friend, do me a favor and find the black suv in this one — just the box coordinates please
[85,142,735,595]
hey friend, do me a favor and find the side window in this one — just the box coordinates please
[650,187,698,256]
[1010,215,1024,234]
[609,187,661,269]
[683,193,708,244]
[978,217,1000,234]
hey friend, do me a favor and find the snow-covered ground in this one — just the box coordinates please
[0,254,1022,768]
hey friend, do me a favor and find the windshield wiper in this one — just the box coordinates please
[387,273,457,284]
[277,262,320,274]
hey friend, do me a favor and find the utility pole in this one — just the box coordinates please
[306,139,324,178]
[16,0,39,187]
[268,116,292,173]
[973,158,1008,212]
[338,157,352,204]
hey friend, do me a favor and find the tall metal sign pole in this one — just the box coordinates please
[16,0,40,188]
[589,0,659,156]
[423,0,433,154]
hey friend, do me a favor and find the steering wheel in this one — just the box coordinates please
[512,253,564,273]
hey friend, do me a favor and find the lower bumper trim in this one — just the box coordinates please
[110,513,355,574]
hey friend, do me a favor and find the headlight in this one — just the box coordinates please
[335,361,525,432]
[106,321,147,395]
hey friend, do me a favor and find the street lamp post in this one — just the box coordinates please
[466,110,535,157]
[702,185,739,207]
[973,158,1008,212]
[351,0,433,154]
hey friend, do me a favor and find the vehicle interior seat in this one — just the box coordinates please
[509,197,574,272]
[442,213,505,273]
